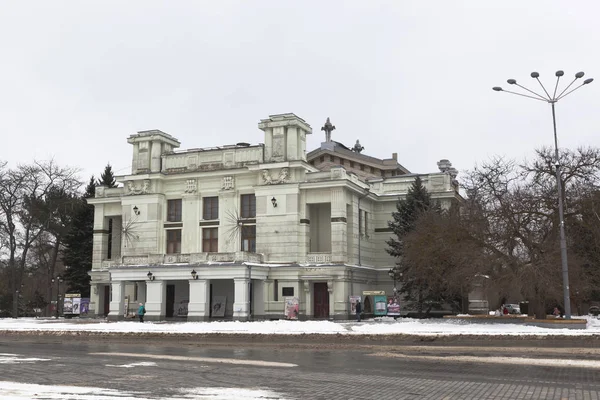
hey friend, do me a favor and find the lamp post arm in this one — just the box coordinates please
[498,89,548,102]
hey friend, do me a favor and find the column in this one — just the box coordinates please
[188,279,210,321]
[108,281,125,321]
[233,278,250,320]
[89,284,100,317]
[146,280,166,321]
[330,188,347,263]
[303,281,312,318]
[327,280,334,320]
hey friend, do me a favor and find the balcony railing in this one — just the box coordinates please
[111,251,264,267]
[306,253,332,263]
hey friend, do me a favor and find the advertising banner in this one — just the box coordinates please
[212,296,227,317]
[386,296,401,317]
[63,293,81,315]
[80,298,90,316]
[374,295,388,316]
[285,297,299,320]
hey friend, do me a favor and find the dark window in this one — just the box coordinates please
[359,210,363,235]
[166,229,182,254]
[350,161,355,168]
[364,211,368,235]
[202,227,218,252]
[282,287,294,296]
[370,167,375,174]
[241,225,256,252]
[241,194,256,218]
[360,164,365,171]
[167,199,182,222]
[203,197,219,220]
[320,155,325,162]
[381,170,386,177]
[329,155,334,162]
[274,279,279,301]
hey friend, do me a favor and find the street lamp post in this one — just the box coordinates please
[388,266,403,301]
[52,277,64,318]
[12,283,24,318]
[493,70,594,319]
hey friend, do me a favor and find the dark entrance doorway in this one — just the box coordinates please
[103,286,110,316]
[313,282,329,319]
[166,285,175,318]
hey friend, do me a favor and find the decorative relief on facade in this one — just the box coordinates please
[222,176,234,190]
[327,280,334,293]
[306,253,332,263]
[261,168,290,185]
[208,253,235,262]
[303,280,310,293]
[184,179,197,194]
[122,256,148,265]
[126,180,152,195]
[272,136,284,160]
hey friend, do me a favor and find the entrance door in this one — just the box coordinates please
[313,282,329,319]
[166,285,175,318]
[103,286,110,316]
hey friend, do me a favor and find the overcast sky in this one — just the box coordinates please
[1,1,598,186]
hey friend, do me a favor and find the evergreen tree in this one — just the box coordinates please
[99,164,117,188]
[61,176,95,297]
[386,176,439,315]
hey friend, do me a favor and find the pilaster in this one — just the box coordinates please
[108,281,125,321]
[188,279,211,321]
[233,277,250,320]
[146,280,166,321]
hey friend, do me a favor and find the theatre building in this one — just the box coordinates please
[88,113,461,320]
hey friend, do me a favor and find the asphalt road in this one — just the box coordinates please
[2,335,600,399]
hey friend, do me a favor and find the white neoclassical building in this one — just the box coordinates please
[88,113,461,321]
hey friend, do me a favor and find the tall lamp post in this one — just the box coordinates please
[52,276,64,318]
[388,266,403,301]
[13,283,24,318]
[493,70,594,319]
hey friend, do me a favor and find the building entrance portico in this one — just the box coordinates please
[313,282,330,319]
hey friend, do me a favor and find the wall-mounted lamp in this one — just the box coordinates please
[191,269,198,280]
[133,206,140,216]
[271,197,277,207]
[147,271,155,281]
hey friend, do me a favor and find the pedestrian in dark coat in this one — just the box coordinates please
[355,300,362,322]
[137,303,146,323]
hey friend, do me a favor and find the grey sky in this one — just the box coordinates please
[1,1,598,185]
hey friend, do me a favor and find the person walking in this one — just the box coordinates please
[137,302,146,323]
[355,300,362,322]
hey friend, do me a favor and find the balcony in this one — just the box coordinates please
[306,253,332,263]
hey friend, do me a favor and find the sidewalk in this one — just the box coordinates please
[1,316,599,336]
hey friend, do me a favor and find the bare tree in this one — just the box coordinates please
[462,147,600,318]
[0,160,81,316]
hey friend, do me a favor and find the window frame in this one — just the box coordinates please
[240,194,256,219]
[166,229,182,254]
[241,224,256,252]
[202,227,219,253]
[167,199,182,222]
[202,196,219,220]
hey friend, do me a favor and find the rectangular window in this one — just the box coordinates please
[274,279,279,301]
[241,225,256,252]
[329,155,334,162]
[107,218,113,260]
[359,210,363,236]
[282,287,294,296]
[203,197,219,220]
[202,227,218,252]
[364,211,368,236]
[360,164,365,171]
[241,194,256,218]
[167,199,182,222]
[320,155,325,162]
[166,229,182,254]
[350,161,355,168]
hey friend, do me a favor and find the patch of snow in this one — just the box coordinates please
[105,361,157,368]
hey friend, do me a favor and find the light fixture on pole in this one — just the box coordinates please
[147,271,155,281]
[13,283,24,319]
[271,197,277,207]
[133,206,140,216]
[493,70,594,319]
[191,269,198,280]
[388,266,403,300]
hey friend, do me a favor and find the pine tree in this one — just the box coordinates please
[99,164,117,188]
[61,176,95,297]
[386,176,438,315]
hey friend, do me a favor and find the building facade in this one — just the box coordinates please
[88,113,461,321]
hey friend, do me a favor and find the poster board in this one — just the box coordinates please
[80,298,90,316]
[284,297,299,320]
[177,300,189,317]
[374,295,388,316]
[349,296,361,314]
[123,295,130,317]
[386,296,401,317]
[212,296,227,317]
[63,293,81,315]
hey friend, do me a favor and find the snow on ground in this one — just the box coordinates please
[0,316,599,336]
[0,381,290,400]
